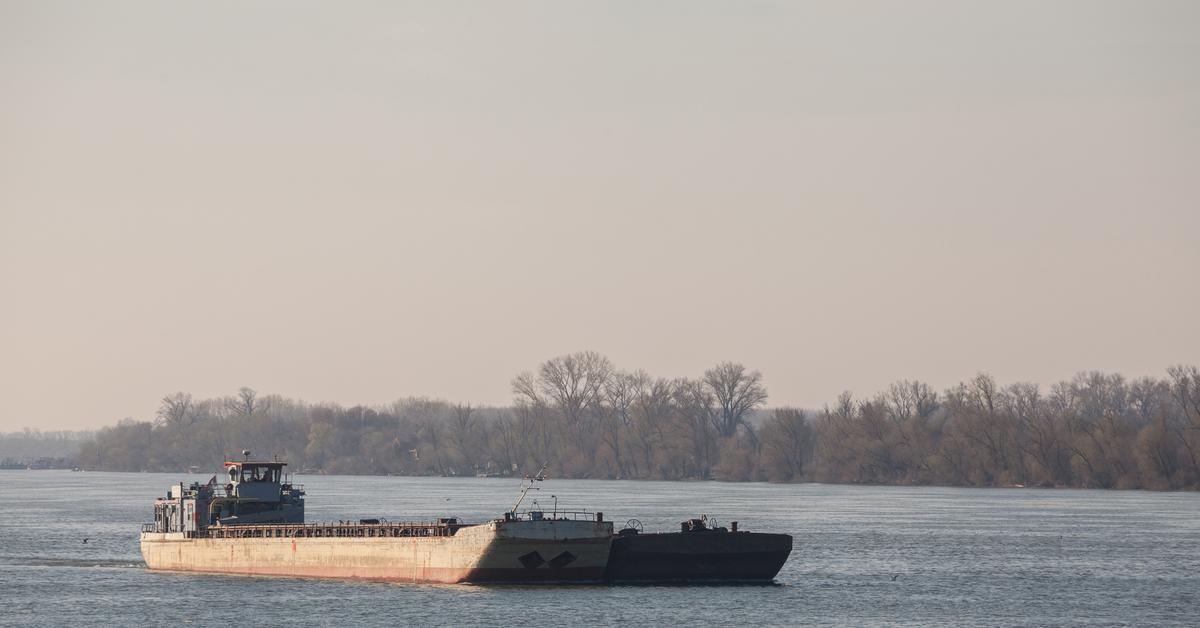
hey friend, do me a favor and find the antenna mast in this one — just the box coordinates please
[511,462,548,515]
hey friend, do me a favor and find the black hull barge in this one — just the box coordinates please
[605,517,792,584]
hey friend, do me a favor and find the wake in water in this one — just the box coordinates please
[0,555,145,569]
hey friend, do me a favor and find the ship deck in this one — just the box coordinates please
[142,521,468,539]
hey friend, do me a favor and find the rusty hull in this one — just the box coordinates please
[141,519,613,584]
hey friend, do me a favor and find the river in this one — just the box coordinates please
[1,471,1196,626]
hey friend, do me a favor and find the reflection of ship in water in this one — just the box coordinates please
[141,453,791,584]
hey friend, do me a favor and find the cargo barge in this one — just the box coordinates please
[141,457,611,583]
[140,455,791,584]
[604,516,792,583]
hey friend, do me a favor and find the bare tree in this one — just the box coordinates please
[1166,365,1200,479]
[510,371,542,407]
[1129,377,1169,426]
[535,351,613,425]
[967,373,998,416]
[604,370,648,427]
[156,392,194,427]
[703,362,768,438]
[1167,365,1200,423]
[886,380,939,421]
[227,387,263,416]
[448,403,477,463]
[492,410,525,473]
[671,378,719,477]
[597,371,647,476]
[629,377,674,477]
[761,408,815,481]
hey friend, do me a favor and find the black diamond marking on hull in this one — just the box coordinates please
[518,551,545,569]
[548,551,577,569]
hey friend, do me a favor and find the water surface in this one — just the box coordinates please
[1,471,1196,626]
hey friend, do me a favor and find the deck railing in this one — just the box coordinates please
[512,509,603,522]
[192,521,466,539]
[142,510,605,537]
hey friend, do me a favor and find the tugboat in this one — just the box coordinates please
[149,453,306,528]
[140,456,613,583]
[604,515,792,583]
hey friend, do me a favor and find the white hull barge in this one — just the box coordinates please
[139,456,612,584]
[141,518,612,583]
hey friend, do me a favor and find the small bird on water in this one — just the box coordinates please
[82,538,90,544]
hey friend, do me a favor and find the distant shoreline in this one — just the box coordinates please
[10,361,1200,492]
[8,467,1196,494]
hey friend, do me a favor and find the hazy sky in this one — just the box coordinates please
[2,1,1197,430]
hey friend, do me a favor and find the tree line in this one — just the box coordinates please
[73,353,1200,490]
[1,429,93,468]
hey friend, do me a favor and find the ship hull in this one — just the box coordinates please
[141,520,612,584]
[604,531,792,583]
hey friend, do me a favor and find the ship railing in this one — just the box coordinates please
[511,509,603,522]
[174,483,305,500]
[140,524,201,536]
[200,521,467,539]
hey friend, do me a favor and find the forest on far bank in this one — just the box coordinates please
[63,354,1200,490]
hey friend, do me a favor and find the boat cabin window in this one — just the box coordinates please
[237,465,280,483]
[226,463,282,483]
